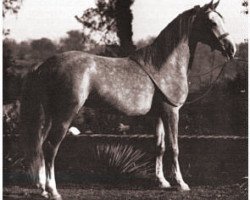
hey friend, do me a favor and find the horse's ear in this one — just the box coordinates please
[202,1,211,11]
[203,0,220,11]
[212,0,220,10]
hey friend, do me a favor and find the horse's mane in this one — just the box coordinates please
[130,8,196,69]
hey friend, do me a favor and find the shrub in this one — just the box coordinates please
[3,101,20,135]
[91,143,153,178]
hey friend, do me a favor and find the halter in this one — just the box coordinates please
[217,32,229,41]
[206,12,230,47]
[194,6,230,43]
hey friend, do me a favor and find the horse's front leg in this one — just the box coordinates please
[155,117,171,188]
[161,103,190,191]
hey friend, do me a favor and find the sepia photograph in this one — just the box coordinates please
[3,0,248,199]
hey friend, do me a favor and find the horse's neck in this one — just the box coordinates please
[154,15,194,73]
[131,13,196,73]
[165,39,191,69]
[131,37,193,79]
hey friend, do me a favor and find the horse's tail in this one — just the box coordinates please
[20,69,48,183]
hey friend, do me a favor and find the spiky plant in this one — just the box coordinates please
[92,143,153,177]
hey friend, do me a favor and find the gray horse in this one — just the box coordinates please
[20,1,235,199]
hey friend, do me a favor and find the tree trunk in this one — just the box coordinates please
[115,0,135,56]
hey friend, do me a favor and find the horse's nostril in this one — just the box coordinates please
[222,39,236,57]
[229,43,236,56]
[230,47,234,54]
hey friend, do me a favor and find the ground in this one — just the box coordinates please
[3,182,247,200]
[3,136,248,200]
[3,184,247,200]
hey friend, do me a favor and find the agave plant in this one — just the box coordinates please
[92,143,153,177]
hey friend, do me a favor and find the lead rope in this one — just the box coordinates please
[186,57,248,104]
[131,57,228,105]
[185,61,227,104]
[131,57,245,105]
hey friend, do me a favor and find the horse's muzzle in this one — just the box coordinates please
[221,37,236,60]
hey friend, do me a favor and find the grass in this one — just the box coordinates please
[3,184,246,200]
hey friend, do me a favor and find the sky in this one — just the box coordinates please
[3,0,248,44]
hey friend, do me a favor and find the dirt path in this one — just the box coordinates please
[3,183,246,200]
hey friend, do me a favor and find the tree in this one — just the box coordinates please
[3,0,22,17]
[76,0,117,45]
[30,38,57,60]
[114,0,135,55]
[59,30,85,52]
[16,41,32,60]
[3,39,16,102]
[237,42,248,61]
[3,0,24,102]
[3,0,23,35]
[135,36,155,49]
[76,0,135,56]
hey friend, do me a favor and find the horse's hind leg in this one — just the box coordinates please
[37,111,52,198]
[162,103,190,191]
[43,104,80,199]
[36,118,51,198]
[155,117,171,188]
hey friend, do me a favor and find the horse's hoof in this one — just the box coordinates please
[41,191,49,198]
[178,183,190,191]
[158,180,171,189]
[50,194,62,200]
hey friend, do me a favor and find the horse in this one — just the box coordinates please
[20,1,236,199]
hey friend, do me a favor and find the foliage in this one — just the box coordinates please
[91,143,153,177]
[135,36,155,49]
[3,40,15,74]
[59,30,86,52]
[30,38,57,61]
[3,101,20,135]
[3,39,16,102]
[76,0,117,45]
[3,0,23,36]
[180,42,248,136]
[3,0,22,17]
[181,77,247,136]
[242,0,248,14]
[237,42,248,61]
[16,41,31,60]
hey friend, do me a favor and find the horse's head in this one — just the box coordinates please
[192,0,236,59]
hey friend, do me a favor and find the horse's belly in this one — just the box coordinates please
[96,87,154,116]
